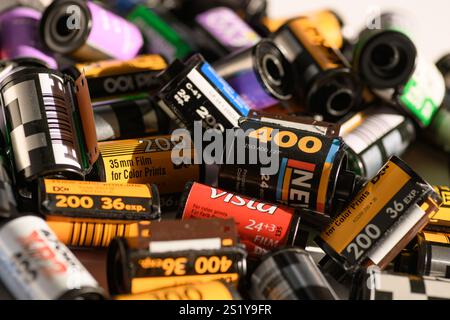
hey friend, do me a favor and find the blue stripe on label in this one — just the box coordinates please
[200,62,250,116]
[325,139,341,163]
[276,158,288,201]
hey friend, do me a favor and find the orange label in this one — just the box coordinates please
[181,182,296,255]
[99,136,199,194]
[288,17,341,70]
[44,179,152,198]
[116,281,234,300]
[77,54,167,78]
[320,160,411,253]
[423,231,450,244]
[430,186,450,222]
[130,273,238,294]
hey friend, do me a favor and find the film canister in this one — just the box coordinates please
[249,247,338,300]
[272,16,362,121]
[316,156,442,274]
[115,280,242,300]
[93,135,202,211]
[353,12,417,89]
[194,6,261,59]
[218,115,356,216]
[352,268,450,300]
[416,231,450,278]
[0,215,106,299]
[426,186,450,233]
[93,96,170,142]
[340,105,416,178]
[0,66,99,185]
[128,5,195,62]
[156,53,250,132]
[37,178,161,247]
[374,57,445,128]
[40,0,143,61]
[107,218,247,295]
[213,39,293,110]
[0,7,57,69]
[65,54,167,101]
[178,181,307,257]
[0,155,17,218]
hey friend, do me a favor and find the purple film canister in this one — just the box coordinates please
[40,0,143,61]
[213,39,293,110]
[195,7,260,53]
[0,7,57,69]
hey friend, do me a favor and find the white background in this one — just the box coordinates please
[268,0,450,63]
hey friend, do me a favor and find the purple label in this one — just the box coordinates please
[0,8,57,68]
[227,70,278,110]
[87,2,143,60]
[196,7,260,52]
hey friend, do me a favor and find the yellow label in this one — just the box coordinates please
[44,179,152,198]
[320,161,411,253]
[130,273,239,294]
[307,10,343,49]
[77,54,167,78]
[423,231,450,244]
[116,281,234,300]
[430,186,450,222]
[288,17,340,70]
[99,136,199,194]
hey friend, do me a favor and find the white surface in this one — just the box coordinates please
[268,0,450,62]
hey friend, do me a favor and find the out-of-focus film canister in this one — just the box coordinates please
[353,13,417,89]
[94,135,201,211]
[272,16,361,121]
[67,54,167,101]
[218,115,356,216]
[0,66,98,183]
[213,39,293,110]
[0,215,106,299]
[340,105,416,178]
[195,6,260,58]
[0,7,57,69]
[316,156,442,273]
[128,5,194,62]
[40,0,143,61]
[427,186,450,233]
[178,182,306,257]
[417,231,450,278]
[157,54,250,132]
[250,248,338,300]
[115,280,241,300]
[353,268,450,300]
[93,97,170,142]
[107,219,247,295]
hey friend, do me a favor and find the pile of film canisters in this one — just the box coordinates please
[0,0,448,301]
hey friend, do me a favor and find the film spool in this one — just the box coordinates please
[106,219,247,295]
[417,231,450,278]
[316,156,442,273]
[353,12,417,89]
[93,96,170,142]
[0,67,88,183]
[0,215,106,300]
[250,247,338,300]
[340,105,416,178]
[0,7,57,69]
[157,53,251,132]
[178,181,306,257]
[40,0,143,61]
[272,16,362,121]
[213,39,293,110]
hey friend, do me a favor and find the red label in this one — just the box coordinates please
[181,182,296,256]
